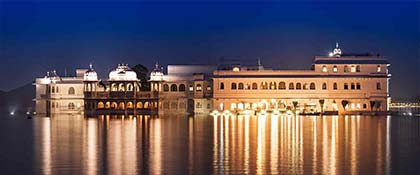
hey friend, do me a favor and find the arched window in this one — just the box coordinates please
[126,83,133,91]
[356,65,361,72]
[376,82,381,90]
[144,102,149,108]
[52,86,55,93]
[351,65,356,72]
[230,103,237,111]
[252,83,258,90]
[126,102,133,109]
[261,82,268,90]
[344,83,349,90]
[356,83,361,90]
[296,83,302,90]
[303,83,308,90]
[195,102,201,109]
[97,102,104,109]
[163,84,169,91]
[333,65,338,72]
[310,83,316,90]
[377,65,381,72]
[118,102,125,109]
[179,84,186,91]
[238,83,244,90]
[196,84,202,91]
[289,83,294,90]
[279,82,286,90]
[170,84,177,91]
[136,102,143,109]
[322,83,327,90]
[333,83,338,90]
[206,85,211,91]
[118,83,125,91]
[111,102,118,109]
[68,102,75,110]
[344,65,349,72]
[105,102,110,109]
[269,82,277,90]
[322,65,328,72]
[220,82,224,90]
[68,87,75,95]
[231,83,237,90]
[351,83,355,90]
[111,83,117,91]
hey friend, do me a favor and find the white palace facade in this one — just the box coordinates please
[34,44,391,116]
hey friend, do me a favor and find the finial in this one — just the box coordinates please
[89,63,93,69]
[336,42,339,48]
[332,42,342,57]
[257,57,261,66]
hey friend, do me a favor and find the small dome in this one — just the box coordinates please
[84,64,98,81]
[150,62,164,81]
[109,64,137,81]
[332,42,342,57]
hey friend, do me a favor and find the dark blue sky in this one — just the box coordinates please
[0,0,418,98]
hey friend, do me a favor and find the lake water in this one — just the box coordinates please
[0,114,419,174]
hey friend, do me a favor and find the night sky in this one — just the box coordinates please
[0,0,418,98]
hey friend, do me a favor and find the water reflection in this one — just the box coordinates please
[32,114,420,174]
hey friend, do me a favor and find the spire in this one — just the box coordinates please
[257,57,261,66]
[332,42,342,57]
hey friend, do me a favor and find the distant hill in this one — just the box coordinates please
[0,83,35,114]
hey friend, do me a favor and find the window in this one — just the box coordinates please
[52,86,55,93]
[98,102,104,109]
[356,83,361,90]
[322,83,327,90]
[196,102,202,109]
[170,84,177,91]
[163,84,169,91]
[179,84,186,91]
[245,84,251,90]
[196,84,202,91]
[376,82,381,90]
[220,82,224,90]
[351,83,355,90]
[333,83,338,90]
[207,103,211,109]
[351,65,356,72]
[189,85,194,91]
[344,83,348,90]
[356,65,361,72]
[68,102,75,110]
[269,82,276,90]
[279,82,286,90]
[377,65,381,72]
[296,83,302,90]
[252,83,258,90]
[68,87,75,95]
[322,65,328,72]
[333,65,338,72]
[303,83,308,90]
[344,65,349,72]
[310,83,315,90]
[261,82,268,90]
[231,83,237,90]
[206,85,211,91]
[289,83,294,90]
[363,104,367,109]
[238,83,244,90]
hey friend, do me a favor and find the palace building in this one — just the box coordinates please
[34,44,391,116]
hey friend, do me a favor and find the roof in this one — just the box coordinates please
[313,59,389,64]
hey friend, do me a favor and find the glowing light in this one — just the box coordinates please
[10,112,14,116]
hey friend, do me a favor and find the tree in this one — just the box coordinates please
[341,100,349,111]
[319,99,325,113]
[131,64,150,91]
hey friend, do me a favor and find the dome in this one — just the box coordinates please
[109,64,138,81]
[84,64,98,81]
[150,62,164,81]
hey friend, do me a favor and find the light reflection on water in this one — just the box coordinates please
[28,115,420,174]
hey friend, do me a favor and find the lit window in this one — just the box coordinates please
[196,84,202,92]
[189,85,194,91]
[233,67,240,72]
[377,65,381,72]
[322,65,328,72]
[333,65,338,72]
[350,65,356,72]
[206,85,211,91]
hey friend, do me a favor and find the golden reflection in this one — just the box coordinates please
[41,117,51,175]
[270,116,279,173]
[150,117,162,175]
[84,119,98,175]
[256,115,266,175]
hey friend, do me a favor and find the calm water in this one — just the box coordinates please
[0,114,419,174]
